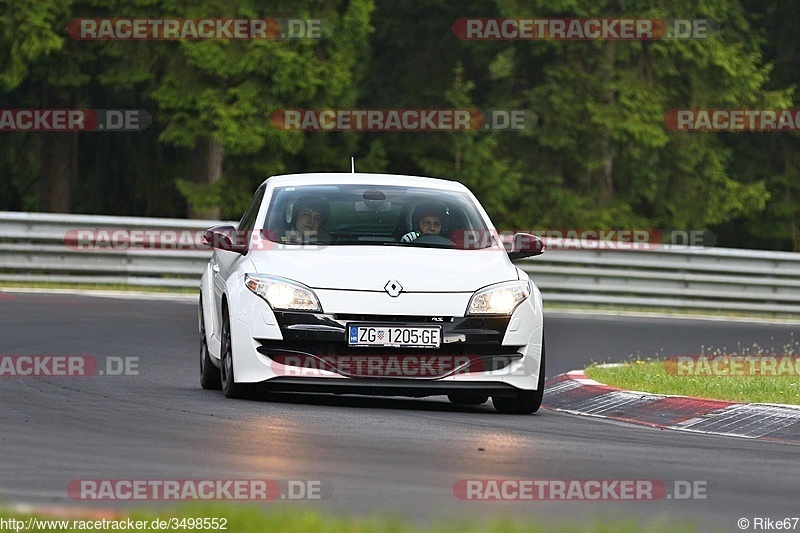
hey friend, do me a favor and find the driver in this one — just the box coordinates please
[285,196,331,244]
[401,202,448,242]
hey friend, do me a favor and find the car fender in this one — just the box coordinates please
[499,284,544,386]
[223,264,283,343]
[200,263,220,360]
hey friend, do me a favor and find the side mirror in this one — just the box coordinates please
[507,233,544,260]
[202,225,248,254]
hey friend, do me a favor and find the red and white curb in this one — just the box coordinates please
[543,371,800,444]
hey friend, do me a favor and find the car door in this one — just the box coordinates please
[211,184,266,338]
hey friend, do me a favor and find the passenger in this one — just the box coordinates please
[401,202,448,242]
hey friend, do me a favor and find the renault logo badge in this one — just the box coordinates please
[384,280,403,297]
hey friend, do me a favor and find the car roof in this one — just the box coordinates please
[261,173,470,192]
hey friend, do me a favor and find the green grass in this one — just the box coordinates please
[0,505,705,533]
[585,359,800,405]
[0,281,195,294]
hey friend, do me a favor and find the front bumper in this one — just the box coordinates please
[256,312,522,379]
[227,288,543,393]
[252,377,525,398]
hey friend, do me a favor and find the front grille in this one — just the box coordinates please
[271,312,512,344]
[256,339,520,358]
[256,340,522,378]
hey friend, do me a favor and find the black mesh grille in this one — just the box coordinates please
[256,339,521,358]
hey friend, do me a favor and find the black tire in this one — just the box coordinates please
[199,296,222,390]
[493,338,546,414]
[447,394,489,406]
[220,306,252,399]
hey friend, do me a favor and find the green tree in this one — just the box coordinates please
[0,0,77,212]
[151,0,374,218]
[497,0,785,231]
[416,63,524,225]
[724,0,800,251]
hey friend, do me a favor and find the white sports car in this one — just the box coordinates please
[198,173,546,413]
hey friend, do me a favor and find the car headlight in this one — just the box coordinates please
[466,281,531,315]
[245,274,322,312]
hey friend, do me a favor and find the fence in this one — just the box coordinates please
[1,211,799,315]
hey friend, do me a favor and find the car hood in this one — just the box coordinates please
[248,246,518,292]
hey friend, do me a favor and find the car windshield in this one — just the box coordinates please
[263,184,494,249]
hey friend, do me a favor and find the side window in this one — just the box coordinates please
[238,185,266,233]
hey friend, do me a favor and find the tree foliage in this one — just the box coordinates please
[0,0,798,249]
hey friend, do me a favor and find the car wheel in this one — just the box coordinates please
[447,394,489,406]
[199,296,222,390]
[493,338,546,414]
[220,306,251,399]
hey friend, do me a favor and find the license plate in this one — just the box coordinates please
[348,325,441,348]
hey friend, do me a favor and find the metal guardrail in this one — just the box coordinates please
[1,211,799,315]
[526,247,800,314]
[0,211,224,288]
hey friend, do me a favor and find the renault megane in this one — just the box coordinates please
[198,173,545,413]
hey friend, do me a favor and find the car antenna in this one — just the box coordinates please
[351,156,355,173]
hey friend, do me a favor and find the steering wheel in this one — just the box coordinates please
[412,234,456,247]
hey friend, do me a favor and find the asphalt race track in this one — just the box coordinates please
[1,291,799,530]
